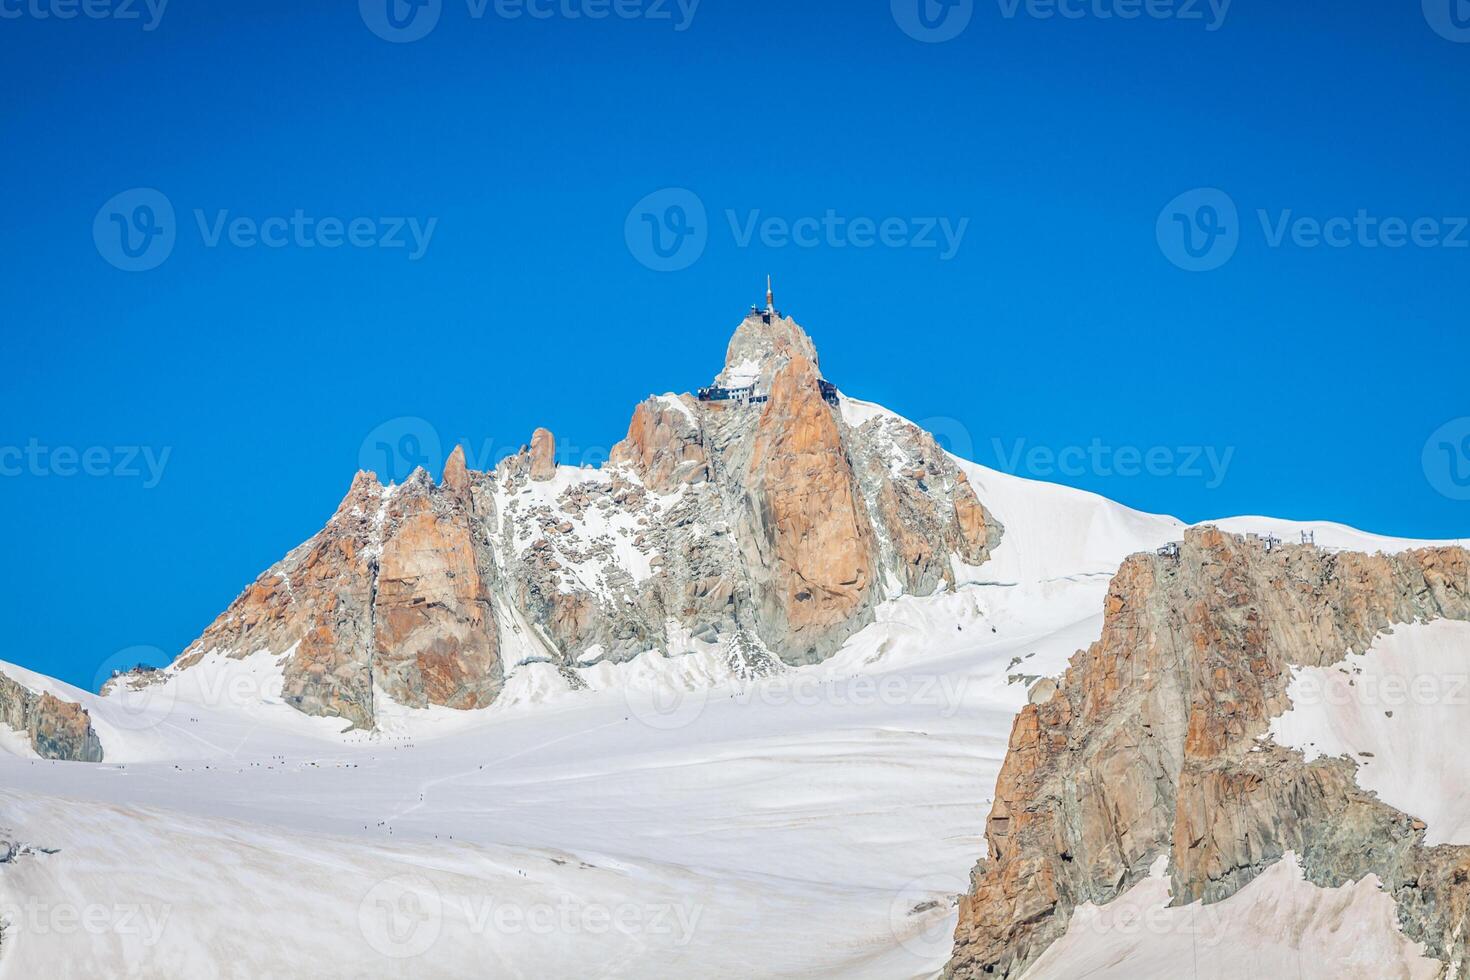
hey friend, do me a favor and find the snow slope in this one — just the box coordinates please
[1024,853,1441,980]
[1270,619,1470,846]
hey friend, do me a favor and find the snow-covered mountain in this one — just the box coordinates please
[1,297,1467,979]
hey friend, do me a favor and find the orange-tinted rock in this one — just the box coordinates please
[741,352,878,663]
[530,428,556,482]
[946,530,1470,979]
[373,484,500,710]
[442,444,470,498]
[611,396,709,492]
[0,671,103,762]
[173,466,502,731]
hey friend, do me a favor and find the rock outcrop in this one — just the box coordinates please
[139,303,1002,729]
[0,671,104,762]
[529,427,556,482]
[946,528,1470,978]
[610,396,709,493]
[170,466,504,730]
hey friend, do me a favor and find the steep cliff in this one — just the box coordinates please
[946,527,1470,978]
[122,306,1002,730]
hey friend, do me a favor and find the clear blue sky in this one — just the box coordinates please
[3,0,1468,689]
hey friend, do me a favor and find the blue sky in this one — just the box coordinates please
[2,0,1468,689]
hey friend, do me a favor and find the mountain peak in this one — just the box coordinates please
[715,281,819,390]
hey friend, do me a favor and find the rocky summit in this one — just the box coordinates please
[121,301,1002,730]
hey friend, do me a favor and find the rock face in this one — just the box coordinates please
[529,427,556,482]
[946,527,1470,978]
[147,304,1002,729]
[609,396,709,493]
[174,467,504,730]
[738,351,879,664]
[0,671,104,762]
